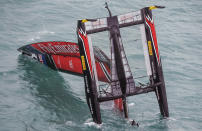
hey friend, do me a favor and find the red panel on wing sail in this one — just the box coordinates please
[28,41,110,82]
[78,30,93,78]
[96,62,111,83]
[145,17,160,64]
[31,41,80,57]
[114,99,123,111]
[52,55,83,74]
[51,54,110,83]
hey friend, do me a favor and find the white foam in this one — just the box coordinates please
[167,117,177,121]
[38,30,55,35]
[29,36,40,42]
[128,103,135,106]
[84,118,102,129]
[28,30,55,42]
[65,121,74,126]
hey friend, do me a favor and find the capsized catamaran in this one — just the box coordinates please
[77,4,168,124]
[18,4,169,125]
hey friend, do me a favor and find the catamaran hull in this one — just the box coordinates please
[76,6,169,124]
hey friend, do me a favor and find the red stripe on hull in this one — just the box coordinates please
[145,17,160,64]
[114,98,123,111]
[78,31,93,78]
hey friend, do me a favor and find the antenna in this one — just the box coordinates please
[105,2,112,17]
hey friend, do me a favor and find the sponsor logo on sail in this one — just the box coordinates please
[81,56,86,70]
[37,43,79,54]
[148,41,153,55]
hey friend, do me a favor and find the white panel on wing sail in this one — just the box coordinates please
[118,10,142,25]
[84,18,107,31]
[118,37,133,79]
[110,38,119,82]
[140,24,152,76]
[88,35,99,87]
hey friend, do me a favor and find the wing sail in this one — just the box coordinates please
[18,41,111,83]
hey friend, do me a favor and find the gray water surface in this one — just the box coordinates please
[0,0,202,130]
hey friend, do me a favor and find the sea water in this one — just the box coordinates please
[0,0,202,130]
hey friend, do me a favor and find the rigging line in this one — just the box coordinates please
[135,79,147,87]
[133,67,146,70]
[100,88,114,97]
[99,83,108,87]
[99,84,111,95]
[134,75,148,79]
[99,85,110,93]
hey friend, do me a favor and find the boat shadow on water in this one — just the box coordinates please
[17,55,90,126]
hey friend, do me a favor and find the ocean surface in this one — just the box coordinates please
[0,0,202,130]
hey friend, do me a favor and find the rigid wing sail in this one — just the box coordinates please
[77,5,169,124]
[18,41,111,83]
